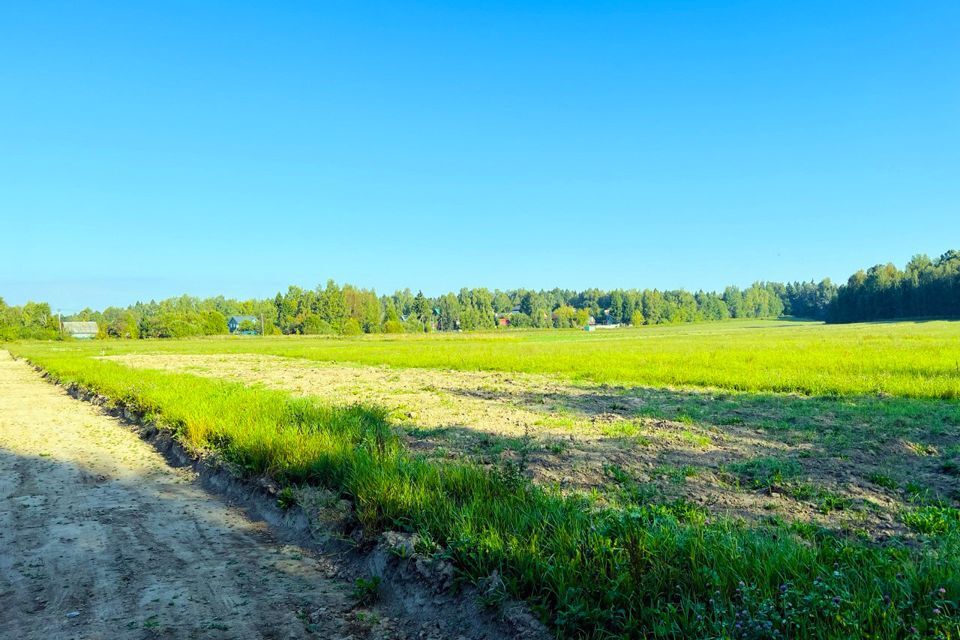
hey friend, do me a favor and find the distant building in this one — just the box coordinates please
[62,321,98,339]
[227,315,259,334]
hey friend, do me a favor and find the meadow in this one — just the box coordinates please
[33,318,960,398]
[6,319,960,638]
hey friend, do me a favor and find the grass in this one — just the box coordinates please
[6,336,960,638]
[23,318,960,398]
[728,456,803,489]
[351,577,381,605]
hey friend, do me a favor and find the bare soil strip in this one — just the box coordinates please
[0,351,533,640]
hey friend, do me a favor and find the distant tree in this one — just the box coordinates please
[574,308,590,327]
[383,299,401,323]
[608,290,625,324]
[642,290,666,325]
[723,286,744,318]
[413,291,432,331]
[552,304,576,328]
[437,293,461,331]
[519,291,549,327]
[319,280,348,332]
[393,288,416,317]
[827,250,960,322]
[492,291,513,314]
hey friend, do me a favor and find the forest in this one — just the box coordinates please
[827,250,960,322]
[1,250,957,340]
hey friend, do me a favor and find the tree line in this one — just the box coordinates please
[2,250,956,339]
[0,282,808,339]
[0,299,60,340]
[827,250,960,323]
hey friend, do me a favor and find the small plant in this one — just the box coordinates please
[654,464,699,484]
[901,506,960,536]
[351,576,381,605]
[789,483,852,513]
[868,471,898,490]
[276,486,297,510]
[546,439,569,455]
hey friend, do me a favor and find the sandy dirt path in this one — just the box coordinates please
[0,351,378,640]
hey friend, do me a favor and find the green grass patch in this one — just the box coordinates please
[728,456,803,489]
[15,318,960,398]
[902,506,960,536]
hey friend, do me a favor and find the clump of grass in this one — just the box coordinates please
[901,506,960,536]
[276,486,297,510]
[868,472,899,490]
[351,577,381,605]
[728,456,803,489]
[654,464,700,484]
[790,483,853,514]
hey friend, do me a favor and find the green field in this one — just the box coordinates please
[6,319,960,638]
[24,318,960,397]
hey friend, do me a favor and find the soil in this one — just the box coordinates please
[0,351,547,640]
[103,353,960,540]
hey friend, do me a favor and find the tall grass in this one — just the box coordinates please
[9,345,959,638]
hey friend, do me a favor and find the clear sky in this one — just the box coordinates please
[2,1,958,312]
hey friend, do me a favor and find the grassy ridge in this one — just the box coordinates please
[37,319,960,398]
[8,344,959,638]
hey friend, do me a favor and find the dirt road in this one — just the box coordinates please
[0,351,387,640]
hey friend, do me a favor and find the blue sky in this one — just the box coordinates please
[2,1,958,312]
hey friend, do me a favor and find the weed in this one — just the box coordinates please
[351,577,381,605]
[901,506,960,536]
[868,472,898,490]
[276,486,297,510]
[545,439,569,456]
[654,464,700,484]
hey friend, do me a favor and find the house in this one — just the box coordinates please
[227,315,259,334]
[62,321,98,339]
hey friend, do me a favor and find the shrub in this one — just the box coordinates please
[384,320,405,334]
[341,318,363,335]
